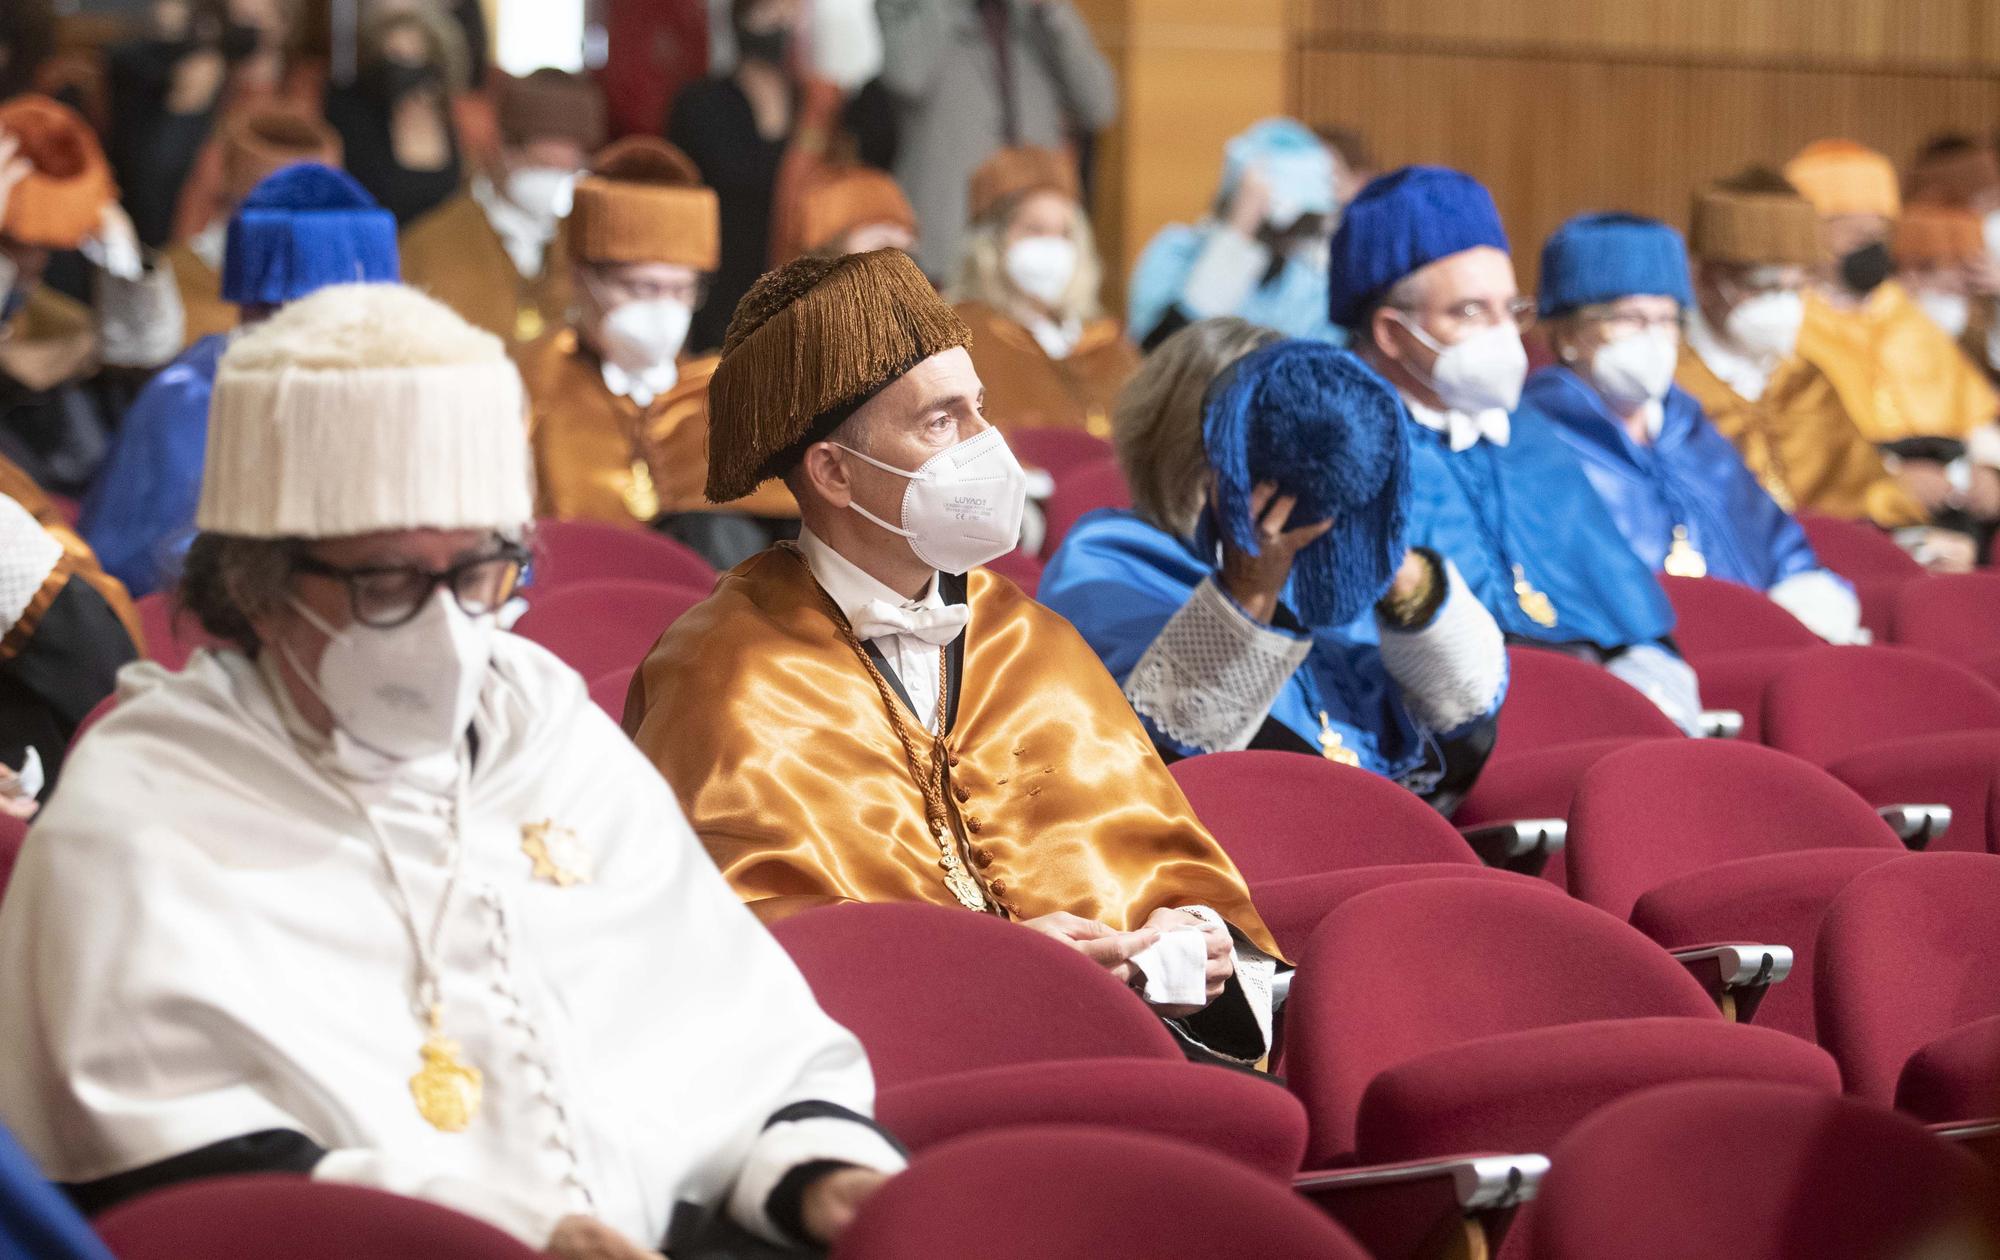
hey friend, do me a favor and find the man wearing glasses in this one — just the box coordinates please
[1331,166,1701,734]
[0,283,904,1260]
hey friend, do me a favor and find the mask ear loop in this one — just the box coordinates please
[275,597,350,731]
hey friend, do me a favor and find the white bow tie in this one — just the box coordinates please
[850,599,970,646]
[1445,408,1512,452]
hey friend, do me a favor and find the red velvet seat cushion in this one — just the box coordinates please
[1252,866,1554,964]
[511,580,707,682]
[1824,730,2000,855]
[1896,1014,2000,1125]
[528,517,715,590]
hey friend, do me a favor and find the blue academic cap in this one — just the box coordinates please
[1327,166,1510,327]
[221,163,399,307]
[1537,212,1694,318]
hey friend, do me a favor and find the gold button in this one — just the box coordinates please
[966,818,983,834]
[975,848,994,868]
[990,880,1007,896]
[953,785,970,803]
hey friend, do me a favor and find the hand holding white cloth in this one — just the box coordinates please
[1127,926,1210,1008]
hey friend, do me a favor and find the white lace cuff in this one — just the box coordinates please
[1768,569,1866,644]
[1376,559,1505,734]
[93,254,184,369]
[1126,576,1311,754]
[1180,228,1269,320]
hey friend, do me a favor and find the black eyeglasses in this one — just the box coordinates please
[293,542,531,629]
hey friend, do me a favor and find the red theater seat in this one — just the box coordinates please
[1565,741,1907,1039]
[529,518,716,591]
[511,580,706,683]
[1040,457,1131,560]
[1281,879,1840,1168]
[1004,427,1116,482]
[832,1126,1369,1260]
[1894,572,2000,666]
[982,548,1043,596]
[1816,853,2000,1120]
[134,592,218,670]
[1512,1081,2000,1260]
[588,667,636,723]
[94,1176,542,1260]
[1658,575,1820,658]
[1798,515,1924,640]
[0,810,25,904]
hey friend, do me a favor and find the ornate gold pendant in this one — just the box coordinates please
[622,459,661,522]
[1663,526,1708,579]
[942,863,989,910]
[1512,564,1559,628]
[521,819,592,887]
[514,305,545,342]
[410,1011,482,1132]
[1316,711,1362,767]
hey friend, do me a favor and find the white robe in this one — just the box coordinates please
[0,634,903,1248]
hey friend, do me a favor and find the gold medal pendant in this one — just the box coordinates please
[932,822,989,910]
[521,819,592,887]
[622,459,661,522]
[1316,711,1362,767]
[1663,526,1708,579]
[410,1007,482,1133]
[1512,564,1559,628]
[514,305,545,342]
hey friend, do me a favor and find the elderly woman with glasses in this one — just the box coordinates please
[1522,213,1864,643]
[0,284,903,1260]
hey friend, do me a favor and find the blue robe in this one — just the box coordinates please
[1403,409,1675,652]
[1126,224,1344,346]
[1522,366,1824,592]
[1040,508,1499,796]
[78,334,226,598]
[0,1122,115,1260]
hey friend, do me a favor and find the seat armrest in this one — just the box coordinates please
[1670,944,1794,1023]
[1930,1118,2000,1171]
[1698,709,1745,740]
[1295,1154,1548,1260]
[1877,803,1952,851]
[1458,819,1566,878]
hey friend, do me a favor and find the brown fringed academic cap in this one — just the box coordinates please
[1906,139,2000,211]
[1894,203,1984,268]
[497,68,607,152]
[706,248,971,503]
[1687,168,1825,267]
[565,137,719,270]
[220,106,342,206]
[967,145,1079,224]
[790,166,918,260]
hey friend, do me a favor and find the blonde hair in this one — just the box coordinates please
[1113,317,1282,540]
[947,194,1105,324]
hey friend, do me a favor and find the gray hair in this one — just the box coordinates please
[175,533,305,654]
[1112,317,1283,540]
[946,197,1106,325]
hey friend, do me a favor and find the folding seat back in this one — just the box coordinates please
[93,1175,543,1260]
[772,902,1178,1090]
[1894,572,2000,665]
[1816,853,2000,1105]
[588,667,636,723]
[1003,427,1116,482]
[511,580,708,683]
[1492,647,1682,760]
[1797,513,1926,581]
[1659,576,1821,659]
[134,592,217,671]
[1040,458,1131,560]
[1169,750,1479,885]
[1567,740,1903,921]
[529,517,716,591]
[1763,646,2000,766]
[982,547,1043,596]
[1517,1080,2000,1260]
[832,1126,1370,1260]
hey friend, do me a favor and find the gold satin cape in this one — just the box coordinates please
[1796,283,1999,445]
[399,192,572,348]
[954,301,1140,439]
[625,546,1280,958]
[163,242,238,349]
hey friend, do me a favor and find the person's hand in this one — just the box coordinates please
[0,131,30,232]
[1225,166,1272,239]
[1385,549,1433,605]
[1142,907,1232,1018]
[1964,464,2000,521]
[1915,527,1978,573]
[1019,911,1159,984]
[166,46,228,115]
[1218,481,1334,624]
[800,1167,891,1245]
[544,1215,658,1260]
[1896,460,1956,513]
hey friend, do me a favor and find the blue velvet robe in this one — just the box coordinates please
[0,1122,114,1260]
[1522,366,1823,592]
[1125,224,1344,346]
[1402,408,1675,652]
[1040,508,1501,794]
[78,334,226,598]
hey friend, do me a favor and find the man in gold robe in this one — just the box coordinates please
[627,249,1281,1063]
[1674,168,1973,567]
[1784,140,2000,547]
[398,69,602,349]
[518,136,796,565]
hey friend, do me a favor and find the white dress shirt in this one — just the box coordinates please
[796,527,961,733]
[1684,304,1776,402]
[1402,393,1513,451]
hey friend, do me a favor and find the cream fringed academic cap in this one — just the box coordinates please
[197,284,533,538]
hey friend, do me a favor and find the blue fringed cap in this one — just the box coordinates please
[1201,340,1410,628]
[1327,166,1509,328]
[221,163,399,306]
[1538,212,1693,318]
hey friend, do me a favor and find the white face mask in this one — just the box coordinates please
[1587,327,1680,408]
[503,165,577,224]
[1395,314,1528,414]
[1914,290,1972,339]
[1724,290,1805,363]
[1003,235,1078,309]
[835,428,1029,574]
[284,591,495,763]
[598,297,693,375]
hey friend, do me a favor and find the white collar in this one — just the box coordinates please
[1401,393,1511,452]
[189,218,228,273]
[1685,304,1773,403]
[599,356,680,408]
[796,526,943,628]
[1020,309,1084,360]
[471,175,556,280]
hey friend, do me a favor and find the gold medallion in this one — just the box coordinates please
[942,863,989,910]
[1762,476,1796,513]
[410,1009,482,1132]
[1662,525,1708,579]
[622,459,661,522]
[514,305,545,342]
[1512,564,1559,628]
[1316,711,1362,767]
[521,819,593,887]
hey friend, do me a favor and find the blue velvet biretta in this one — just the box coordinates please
[221,163,399,306]
[1537,212,1694,318]
[1327,166,1509,328]
[1201,340,1410,629]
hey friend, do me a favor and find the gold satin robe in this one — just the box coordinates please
[1797,283,1999,445]
[1676,346,1925,528]
[398,192,572,348]
[163,242,238,348]
[626,545,1280,960]
[519,327,797,526]
[954,301,1140,438]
